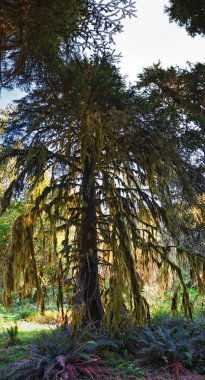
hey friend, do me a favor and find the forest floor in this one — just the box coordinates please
[0,307,205,380]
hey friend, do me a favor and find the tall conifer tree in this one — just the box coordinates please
[1,58,205,327]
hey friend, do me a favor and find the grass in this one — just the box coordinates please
[0,302,63,368]
[0,325,54,367]
[0,306,56,371]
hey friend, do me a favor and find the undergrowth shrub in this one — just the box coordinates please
[123,317,205,374]
[1,318,205,379]
[0,324,116,379]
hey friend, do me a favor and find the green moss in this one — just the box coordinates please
[102,353,145,378]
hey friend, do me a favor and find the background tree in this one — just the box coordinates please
[137,62,205,296]
[137,62,205,166]
[165,0,205,36]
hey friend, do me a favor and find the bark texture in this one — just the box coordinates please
[79,156,104,324]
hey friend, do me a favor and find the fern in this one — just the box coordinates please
[121,317,205,374]
[0,325,113,379]
[1,318,205,379]
[3,323,19,347]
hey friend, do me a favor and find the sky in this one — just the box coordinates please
[0,0,205,108]
[115,0,205,81]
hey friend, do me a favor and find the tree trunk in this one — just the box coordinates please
[78,155,104,325]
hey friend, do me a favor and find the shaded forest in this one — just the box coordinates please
[0,0,205,379]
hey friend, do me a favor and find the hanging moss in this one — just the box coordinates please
[3,212,44,311]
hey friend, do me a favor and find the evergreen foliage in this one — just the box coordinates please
[165,0,205,36]
[137,62,205,219]
[0,0,135,88]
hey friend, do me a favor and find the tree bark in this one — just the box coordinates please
[78,155,104,325]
